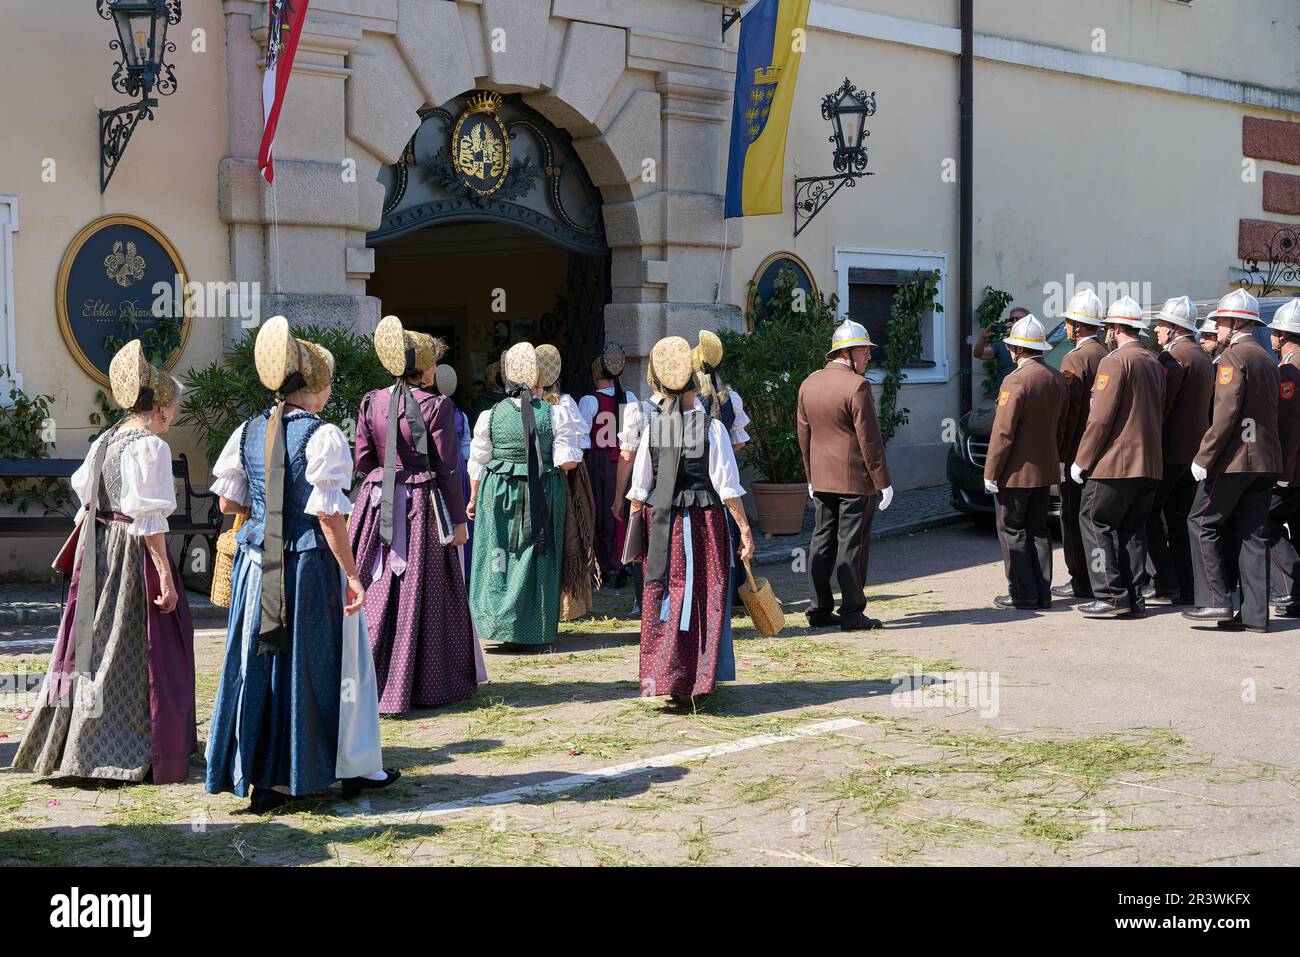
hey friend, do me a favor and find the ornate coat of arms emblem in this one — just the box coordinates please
[451,91,511,196]
[104,240,146,288]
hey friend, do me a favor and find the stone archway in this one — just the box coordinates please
[219,0,742,381]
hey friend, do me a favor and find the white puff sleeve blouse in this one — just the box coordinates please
[209,423,249,506]
[71,431,177,537]
[626,415,745,503]
[693,390,751,446]
[468,397,584,481]
[206,416,354,516]
[303,423,354,517]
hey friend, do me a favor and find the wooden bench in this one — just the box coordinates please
[0,455,223,589]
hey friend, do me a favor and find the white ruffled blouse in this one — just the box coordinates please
[578,387,637,452]
[468,396,585,482]
[692,389,751,446]
[210,412,355,517]
[71,431,177,538]
[617,395,663,453]
[626,411,745,503]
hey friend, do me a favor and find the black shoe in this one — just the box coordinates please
[1142,586,1182,605]
[1049,583,1075,598]
[1121,599,1146,618]
[1079,600,1127,618]
[993,595,1038,610]
[1182,606,1233,622]
[840,616,882,632]
[1215,614,1269,634]
[806,611,840,629]
[247,787,290,815]
[342,769,401,799]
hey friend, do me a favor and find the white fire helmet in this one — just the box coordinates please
[1063,288,1104,326]
[826,319,876,359]
[1153,295,1199,333]
[1267,298,1300,336]
[1207,288,1261,324]
[1105,295,1147,330]
[1003,313,1051,351]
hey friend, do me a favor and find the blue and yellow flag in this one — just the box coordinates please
[724,0,810,218]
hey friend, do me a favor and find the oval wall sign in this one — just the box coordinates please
[55,214,190,388]
[451,91,511,196]
[747,251,818,328]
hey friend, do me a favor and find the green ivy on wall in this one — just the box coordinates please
[975,285,1014,398]
[878,270,942,444]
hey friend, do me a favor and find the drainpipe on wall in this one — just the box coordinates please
[958,0,974,418]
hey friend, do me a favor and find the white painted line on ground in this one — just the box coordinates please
[343,716,867,824]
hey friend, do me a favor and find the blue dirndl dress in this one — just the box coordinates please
[205,410,381,797]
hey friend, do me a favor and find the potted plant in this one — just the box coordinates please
[719,267,838,535]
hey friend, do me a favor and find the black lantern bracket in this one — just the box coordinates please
[96,0,182,192]
[793,78,877,237]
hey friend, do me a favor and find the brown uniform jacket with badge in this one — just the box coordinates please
[983,358,1070,488]
[797,360,891,495]
[1193,334,1282,476]
[1058,337,1109,462]
[1074,342,1166,480]
[1279,350,1300,485]
[1158,335,1215,465]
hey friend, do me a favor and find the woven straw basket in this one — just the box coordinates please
[210,513,245,609]
[738,557,785,636]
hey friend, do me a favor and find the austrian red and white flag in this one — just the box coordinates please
[258,0,310,184]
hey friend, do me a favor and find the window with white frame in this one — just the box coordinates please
[0,196,19,402]
[834,246,948,384]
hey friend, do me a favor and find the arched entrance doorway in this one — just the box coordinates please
[366,92,609,409]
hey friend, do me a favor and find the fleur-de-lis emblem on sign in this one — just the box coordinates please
[104,240,146,288]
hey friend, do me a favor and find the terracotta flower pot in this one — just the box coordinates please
[751,482,807,536]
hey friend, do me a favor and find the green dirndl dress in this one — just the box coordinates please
[469,398,568,645]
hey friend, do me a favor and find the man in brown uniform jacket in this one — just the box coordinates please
[797,319,893,631]
[1053,288,1109,600]
[1184,289,1283,632]
[982,315,1069,609]
[1069,296,1166,617]
[1139,296,1214,605]
[1265,300,1300,614]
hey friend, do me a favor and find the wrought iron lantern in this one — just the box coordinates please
[96,0,182,192]
[794,78,877,236]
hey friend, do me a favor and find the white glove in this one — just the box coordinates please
[1191,463,1208,482]
[1069,463,1085,485]
[1279,480,1290,488]
[878,485,894,511]
[808,483,815,500]
[1059,463,1066,483]
[984,478,999,495]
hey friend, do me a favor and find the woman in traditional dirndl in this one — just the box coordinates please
[627,336,755,701]
[537,344,600,621]
[11,340,196,784]
[349,315,484,713]
[205,317,397,813]
[467,342,584,646]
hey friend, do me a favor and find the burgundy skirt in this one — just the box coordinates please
[638,505,730,700]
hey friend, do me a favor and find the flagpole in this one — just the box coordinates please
[271,179,282,295]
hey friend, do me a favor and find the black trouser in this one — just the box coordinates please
[994,486,1053,606]
[1266,486,1300,605]
[808,491,875,620]
[1188,472,1274,628]
[1081,477,1159,609]
[1059,475,1091,595]
[585,453,620,576]
[1140,463,1196,600]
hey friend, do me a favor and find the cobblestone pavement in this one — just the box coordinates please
[2,524,1295,867]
